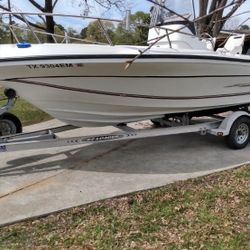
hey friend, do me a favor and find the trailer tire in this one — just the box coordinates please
[0,113,22,136]
[226,116,250,149]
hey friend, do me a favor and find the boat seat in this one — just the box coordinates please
[217,34,246,55]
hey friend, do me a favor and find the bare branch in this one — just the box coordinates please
[223,0,246,21]
[53,0,59,9]
[80,0,126,14]
[0,4,46,30]
[215,0,246,35]
[27,0,45,12]
[38,14,46,25]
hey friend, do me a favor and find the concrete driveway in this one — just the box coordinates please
[0,120,249,226]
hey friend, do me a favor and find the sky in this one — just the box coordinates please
[0,0,152,30]
[0,0,250,31]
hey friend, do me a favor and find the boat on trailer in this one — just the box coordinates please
[0,3,250,150]
[0,16,250,127]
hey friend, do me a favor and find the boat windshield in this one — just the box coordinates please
[167,0,193,16]
[150,0,193,26]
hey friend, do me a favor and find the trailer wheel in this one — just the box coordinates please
[226,117,250,149]
[0,113,22,136]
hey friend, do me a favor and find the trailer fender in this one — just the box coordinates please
[210,111,250,136]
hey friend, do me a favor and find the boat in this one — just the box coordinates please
[0,6,250,128]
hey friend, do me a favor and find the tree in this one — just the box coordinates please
[0,0,127,43]
[197,0,246,37]
[115,12,150,45]
[240,24,250,30]
[131,11,151,44]
[151,0,246,37]
[0,16,9,43]
[0,0,60,42]
[24,22,65,43]
[83,11,150,45]
[80,27,88,39]
[85,20,115,43]
[79,0,126,15]
[65,27,81,41]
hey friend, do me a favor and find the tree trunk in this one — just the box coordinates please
[197,0,246,37]
[45,0,55,43]
[211,0,227,37]
[197,0,208,35]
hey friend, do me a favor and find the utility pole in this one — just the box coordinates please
[7,0,14,43]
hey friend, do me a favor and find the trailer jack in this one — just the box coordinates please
[0,88,22,136]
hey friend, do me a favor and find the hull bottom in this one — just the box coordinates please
[50,103,250,127]
[1,81,250,127]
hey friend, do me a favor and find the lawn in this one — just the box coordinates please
[0,89,51,126]
[0,165,249,250]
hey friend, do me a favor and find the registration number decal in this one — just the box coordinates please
[26,63,84,69]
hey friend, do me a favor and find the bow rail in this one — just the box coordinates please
[0,11,131,45]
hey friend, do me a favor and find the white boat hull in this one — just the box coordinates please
[0,44,250,127]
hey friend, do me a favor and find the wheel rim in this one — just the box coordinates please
[235,123,249,145]
[0,119,17,136]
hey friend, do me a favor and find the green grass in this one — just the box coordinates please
[0,89,51,126]
[0,165,249,250]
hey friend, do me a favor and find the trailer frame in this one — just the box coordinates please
[0,110,249,152]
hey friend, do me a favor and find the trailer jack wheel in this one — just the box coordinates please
[4,88,16,99]
[226,117,250,149]
[0,113,22,136]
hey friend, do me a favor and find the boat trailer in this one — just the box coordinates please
[0,90,250,152]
